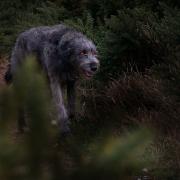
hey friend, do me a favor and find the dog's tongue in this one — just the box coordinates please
[83,71,93,79]
[85,71,93,77]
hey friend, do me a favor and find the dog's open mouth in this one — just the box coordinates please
[81,69,94,79]
[85,71,94,77]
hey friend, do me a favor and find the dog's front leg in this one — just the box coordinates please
[48,74,70,135]
[67,80,76,119]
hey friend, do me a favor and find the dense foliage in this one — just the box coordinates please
[0,0,180,179]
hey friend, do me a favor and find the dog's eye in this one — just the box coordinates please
[92,51,98,57]
[80,50,88,56]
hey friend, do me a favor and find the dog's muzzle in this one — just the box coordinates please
[79,60,99,79]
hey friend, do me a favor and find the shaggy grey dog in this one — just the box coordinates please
[5,24,99,135]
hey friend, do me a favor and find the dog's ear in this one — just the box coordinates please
[57,40,73,59]
[49,32,73,59]
[49,32,60,45]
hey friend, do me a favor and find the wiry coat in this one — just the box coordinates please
[6,24,99,135]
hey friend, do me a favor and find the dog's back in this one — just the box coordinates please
[12,24,71,58]
[4,24,73,84]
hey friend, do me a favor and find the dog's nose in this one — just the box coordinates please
[90,62,98,72]
[91,66,97,72]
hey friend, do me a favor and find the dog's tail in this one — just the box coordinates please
[4,64,13,84]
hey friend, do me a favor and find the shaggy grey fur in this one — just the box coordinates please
[7,24,99,135]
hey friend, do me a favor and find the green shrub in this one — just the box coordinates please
[99,7,160,79]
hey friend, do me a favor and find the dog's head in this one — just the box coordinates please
[59,32,100,79]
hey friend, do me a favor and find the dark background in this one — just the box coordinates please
[0,0,180,179]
